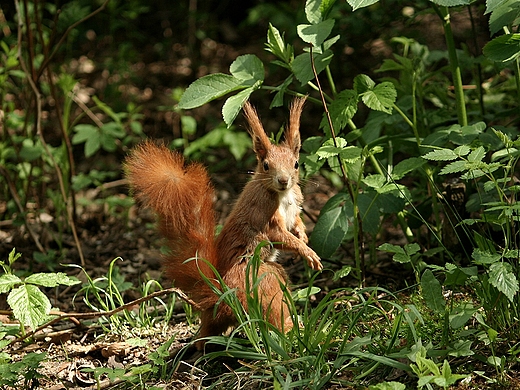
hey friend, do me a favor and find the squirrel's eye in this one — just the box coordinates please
[294,161,299,170]
[263,161,269,171]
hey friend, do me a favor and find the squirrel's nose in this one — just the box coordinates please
[278,176,289,188]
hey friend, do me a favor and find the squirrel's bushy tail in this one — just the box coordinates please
[124,141,218,309]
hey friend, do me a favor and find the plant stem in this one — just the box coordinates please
[435,6,468,127]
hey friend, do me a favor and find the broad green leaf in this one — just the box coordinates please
[448,339,474,357]
[378,243,406,254]
[72,124,98,144]
[20,139,43,162]
[489,0,520,35]
[421,269,445,313]
[180,115,197,135]
[449,303,476,329]
[222,85,258,127]
[270,76,293,108]
[392,157,426,179]
[178,74,244,109]
[7,284,51,329]
[485,0,512,14]
[369,382,406,390]
[472,248,501,264]
[25,272,80,288]
[361,82,396,114]
[305,0,322,23]
[319,89,358,135]
[358,192,381,235]
[229,54,264,84]
[311,194,350,258]
[292,50,333,85]
[440,160,467,175]
[489,262,519,302]
[346,0,379,11]
[0,274,22,293]
[297,19,335,48]
[483,33,520,62]
[353,74,375,94]
[363,174,386,189]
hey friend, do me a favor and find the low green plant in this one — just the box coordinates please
[0,249,80,336]
[0,352,47,389]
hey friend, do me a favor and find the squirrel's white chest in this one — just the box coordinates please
[278,191,300,231]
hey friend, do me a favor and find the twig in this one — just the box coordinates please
[0,165,45,253]
[9,287,199,345]
[14,0,86,265]
[309,45,366,285]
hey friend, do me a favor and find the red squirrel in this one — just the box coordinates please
[124,97,322,349]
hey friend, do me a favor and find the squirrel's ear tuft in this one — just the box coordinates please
[284,96,306,154]
[243,101,271,159]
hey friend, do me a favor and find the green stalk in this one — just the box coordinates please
[436,6,468,126]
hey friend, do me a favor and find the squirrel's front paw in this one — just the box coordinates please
[303,248,322,271]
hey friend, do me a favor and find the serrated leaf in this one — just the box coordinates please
[361,82,396,114]
[319,89,358,135]
[483,33,520,62]
[178,74,244,109]
[421,269,446,313]
[489,262,519,302]
[25,272,80,287]
[430,0,470,5]
[7,285,52,329]
[454,145,471,156]
[486,0,512,14]
[297,19,335,48]
[229,54,264,84]
[222,85,257,127]
[468,146,486,162]
[0,274,22,293]
[353,74,375,94]
[440,160,467,175]
[472,248,501,264]
[422,148,458,161]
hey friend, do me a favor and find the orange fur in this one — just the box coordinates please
[124,97,321,350]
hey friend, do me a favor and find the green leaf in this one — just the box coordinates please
[423,148,458,161]
[361,82,396,114]
[392,157,426,179]
[421,269,446,313]
[440,160,467,175]
[311,193,350,258]
[297,19,335,48]
[7,285,52,329]
[483,33,520,62]
[25,272,80,288]
[269,76,293,108]
[353,74,375,94]
[0,274,22,293]
[449,303,476,329]
[488,262,519,302]
[266,23,293,64]
[489,0,520,35]
[486,0,512,15]
[472,248,501,265]
[222,85,258,127]
[72,124,98,144]
[319,89,358,135]
[178,74,244,109]
[305,0,322,23]
[346,0,379,11]
[229,54,264,84]
[292,50,333,85]
[468,146,486,162]
[369,382,406,390]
